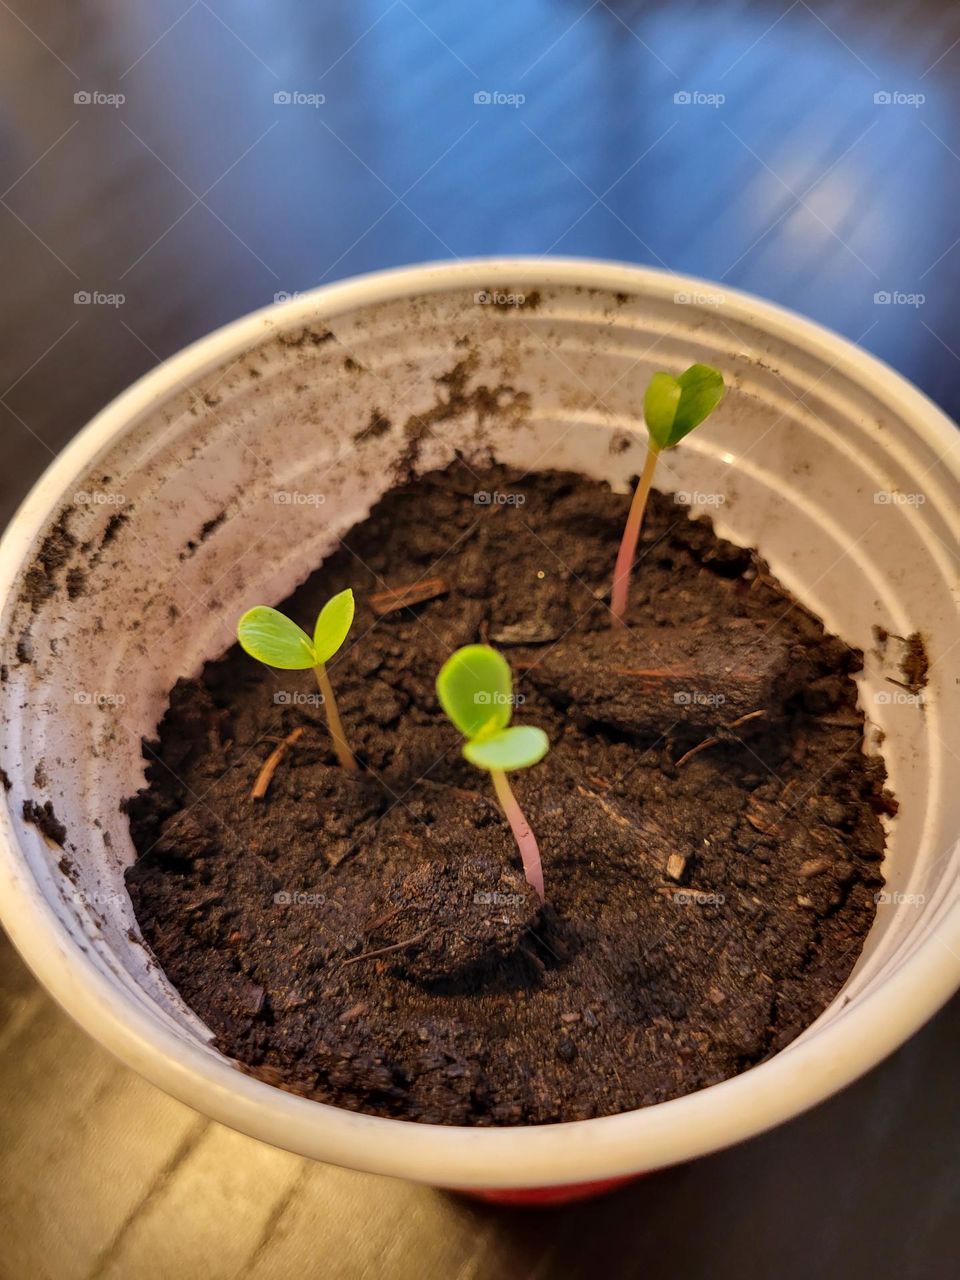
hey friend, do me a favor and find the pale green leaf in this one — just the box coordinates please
[644,363,725,449]
[436,644,513,739]
[313,588,355,665]
[237,606,315,670]
[463,725,549,772]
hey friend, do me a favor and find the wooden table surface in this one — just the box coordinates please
[0,2,957,1276]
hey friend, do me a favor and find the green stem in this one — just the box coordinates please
[610,439,660,627]
[313,664,357,772]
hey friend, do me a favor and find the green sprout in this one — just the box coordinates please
[237,588,357,772]
[611,363,726,625]
[437,644,550,901]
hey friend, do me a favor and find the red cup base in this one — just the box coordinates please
[449,1174,640,1205]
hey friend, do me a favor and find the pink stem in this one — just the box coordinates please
[490,768,545,903]
[610,441,660,627]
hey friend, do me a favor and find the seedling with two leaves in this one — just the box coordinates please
[237,588,357,772]
[611,363,726,624]
[437,644,550,902]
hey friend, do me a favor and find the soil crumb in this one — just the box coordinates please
[23,799,67,847]
[20,510,77,612]
[901,632,929,693]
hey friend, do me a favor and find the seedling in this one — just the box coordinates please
[610,363,725,625]
[237,588,357,772]
[437,644,550,901]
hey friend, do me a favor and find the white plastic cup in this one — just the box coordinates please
[0,260,957,1196]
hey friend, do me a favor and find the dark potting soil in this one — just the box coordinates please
[125,463,894,1126]
[22,798,67,847]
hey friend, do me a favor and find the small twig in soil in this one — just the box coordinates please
[675,709,766,767]
[363,904,405,933]
[341,931,431,966]
[576,784,632,830]
[674,736,720,768]
[745,807,781,835]
[727,708,766,728]
[251,727,305,800]
[369,577,447,616]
